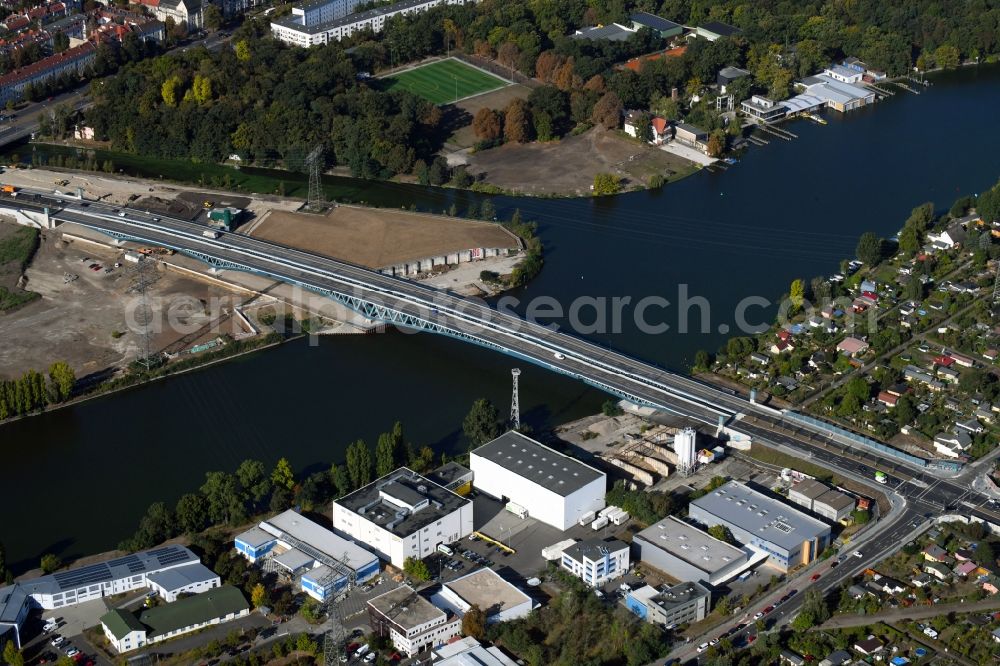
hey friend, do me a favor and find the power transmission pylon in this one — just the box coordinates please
[510,368,521,430]
[305,145,324,211]
[321,592,347,666]
[127,256,159,370]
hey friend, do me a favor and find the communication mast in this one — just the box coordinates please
[126,256,159,370]
[510,368,521,430]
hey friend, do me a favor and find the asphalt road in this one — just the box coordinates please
[817,596,1000,629]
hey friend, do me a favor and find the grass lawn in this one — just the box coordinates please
[381,59,507,105]
[0,221,39,311]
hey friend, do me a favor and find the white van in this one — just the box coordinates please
[437,544,454,557]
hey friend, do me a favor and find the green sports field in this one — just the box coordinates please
[381,59,507,105]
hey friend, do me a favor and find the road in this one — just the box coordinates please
[5,190,1000,665]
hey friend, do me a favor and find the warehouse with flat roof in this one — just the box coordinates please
[333,467,473,567]
[432,568,533,623]
[687,481,831,571]
[235,509,379,601]
[470,431,606,530]
[633,516,749,584]
[787,479,856,523]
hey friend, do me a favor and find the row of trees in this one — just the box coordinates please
[0,362,76,421]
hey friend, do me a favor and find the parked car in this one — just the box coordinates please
[50,636,64,647]
[696,642,709,653]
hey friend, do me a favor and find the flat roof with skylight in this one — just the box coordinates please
[688,481,830,552]
[471,431,603,497]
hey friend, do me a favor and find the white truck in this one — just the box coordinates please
[591,516,609,531]
[578,510,596,526]
[505,502,528,519]
[203,229,220,239]
[609,509,630,525]
[598,506,618,519]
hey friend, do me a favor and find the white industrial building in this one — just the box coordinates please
[271,0,470,47]
[235,509,380,602]
[688,481,831,572]
[471,431,606,531]
[560,538,629,587]
[633,516,749,585]
[0,545,207,649]
[146,563,221,602]
[332,467,473,568]
[431,568,533,623]
[367,585,461,657]
[433,637,518,665]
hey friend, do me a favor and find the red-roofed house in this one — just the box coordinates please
[0,41,96,105]
[777,329,792,342]
[27,6,47,20]
[934,355,955,367]
[3,15,30,31]
[877,391,898,407]
[650,116,673,144]
[954,561,978,577]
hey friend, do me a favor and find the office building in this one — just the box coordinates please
[633,516,749,584]
[560,538,629,587]
[0,545,204,649]
[432,568,533,623]
[471,431,606,530]
[687,481,831,571]
[235,509,380,601]
[625,581,711,627]
[367,584,460,657]
[333,467,473,568]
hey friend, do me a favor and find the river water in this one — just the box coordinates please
[3,65,1000,572]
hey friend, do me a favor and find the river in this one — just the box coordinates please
[3,64,1000,573]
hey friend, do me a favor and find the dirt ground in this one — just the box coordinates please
[447,84,533,149]
[0,231,248,380]
[0,220,32,294]
[466,127,696,196]
[250,205,520,269]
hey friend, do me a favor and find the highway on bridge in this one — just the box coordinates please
[7,191,1000,664]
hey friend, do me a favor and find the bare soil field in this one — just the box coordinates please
[466,127,696,196]
[249,205,520,269]
[0,231,245,380]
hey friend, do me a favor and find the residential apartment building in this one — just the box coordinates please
[271,0,470,48]
[367,585,460,657]
[0,41,95,105]
[560,538,629,587]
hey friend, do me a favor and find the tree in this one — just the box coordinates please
[2,641,23,666]
[346,440,373,489]
[856,231,884,267]
[175,492,208,534]
[270,457,295,492]
[708,525,736,544]
[934,44,960,69]
[201,471,243,525]
[330,463,350,498]
[503,99,531,143]
[463,398,501,446]
[375,430,398,477]
[203,4,222,30]
[40,553,61,574]
[461,604,486,639]
[251,583,269,609]
[789,279,805,311]
[593,173,621,196]
[234,39,251,62]
[236,459,271,508]
[791,608,816,630]
[591,91,623,129]
[602,399,623,417]
[161,75,181,107]
[472,108,502,142]
[403,556,431,581]
[497,42,520,77]
[706,130,725,158]
[47,361,74,402]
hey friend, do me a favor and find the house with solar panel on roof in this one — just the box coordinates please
[470,431,606,531]
[0,545,217,649]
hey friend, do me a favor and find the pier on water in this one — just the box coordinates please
[758,124,797,141]
[867,83,895,96]
[746,135,768,146]
[894,81,921,94]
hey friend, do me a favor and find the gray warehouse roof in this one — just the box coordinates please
[472,431,605,497]
[367,584,445,629]
[635,516,747,575]
[689,481,830,550]
[790,479,828,500]
[146,563,218,593]
[335,467,470,538]
[262,509,378,571]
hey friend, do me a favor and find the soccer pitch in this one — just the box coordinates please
[381,59,507,105]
